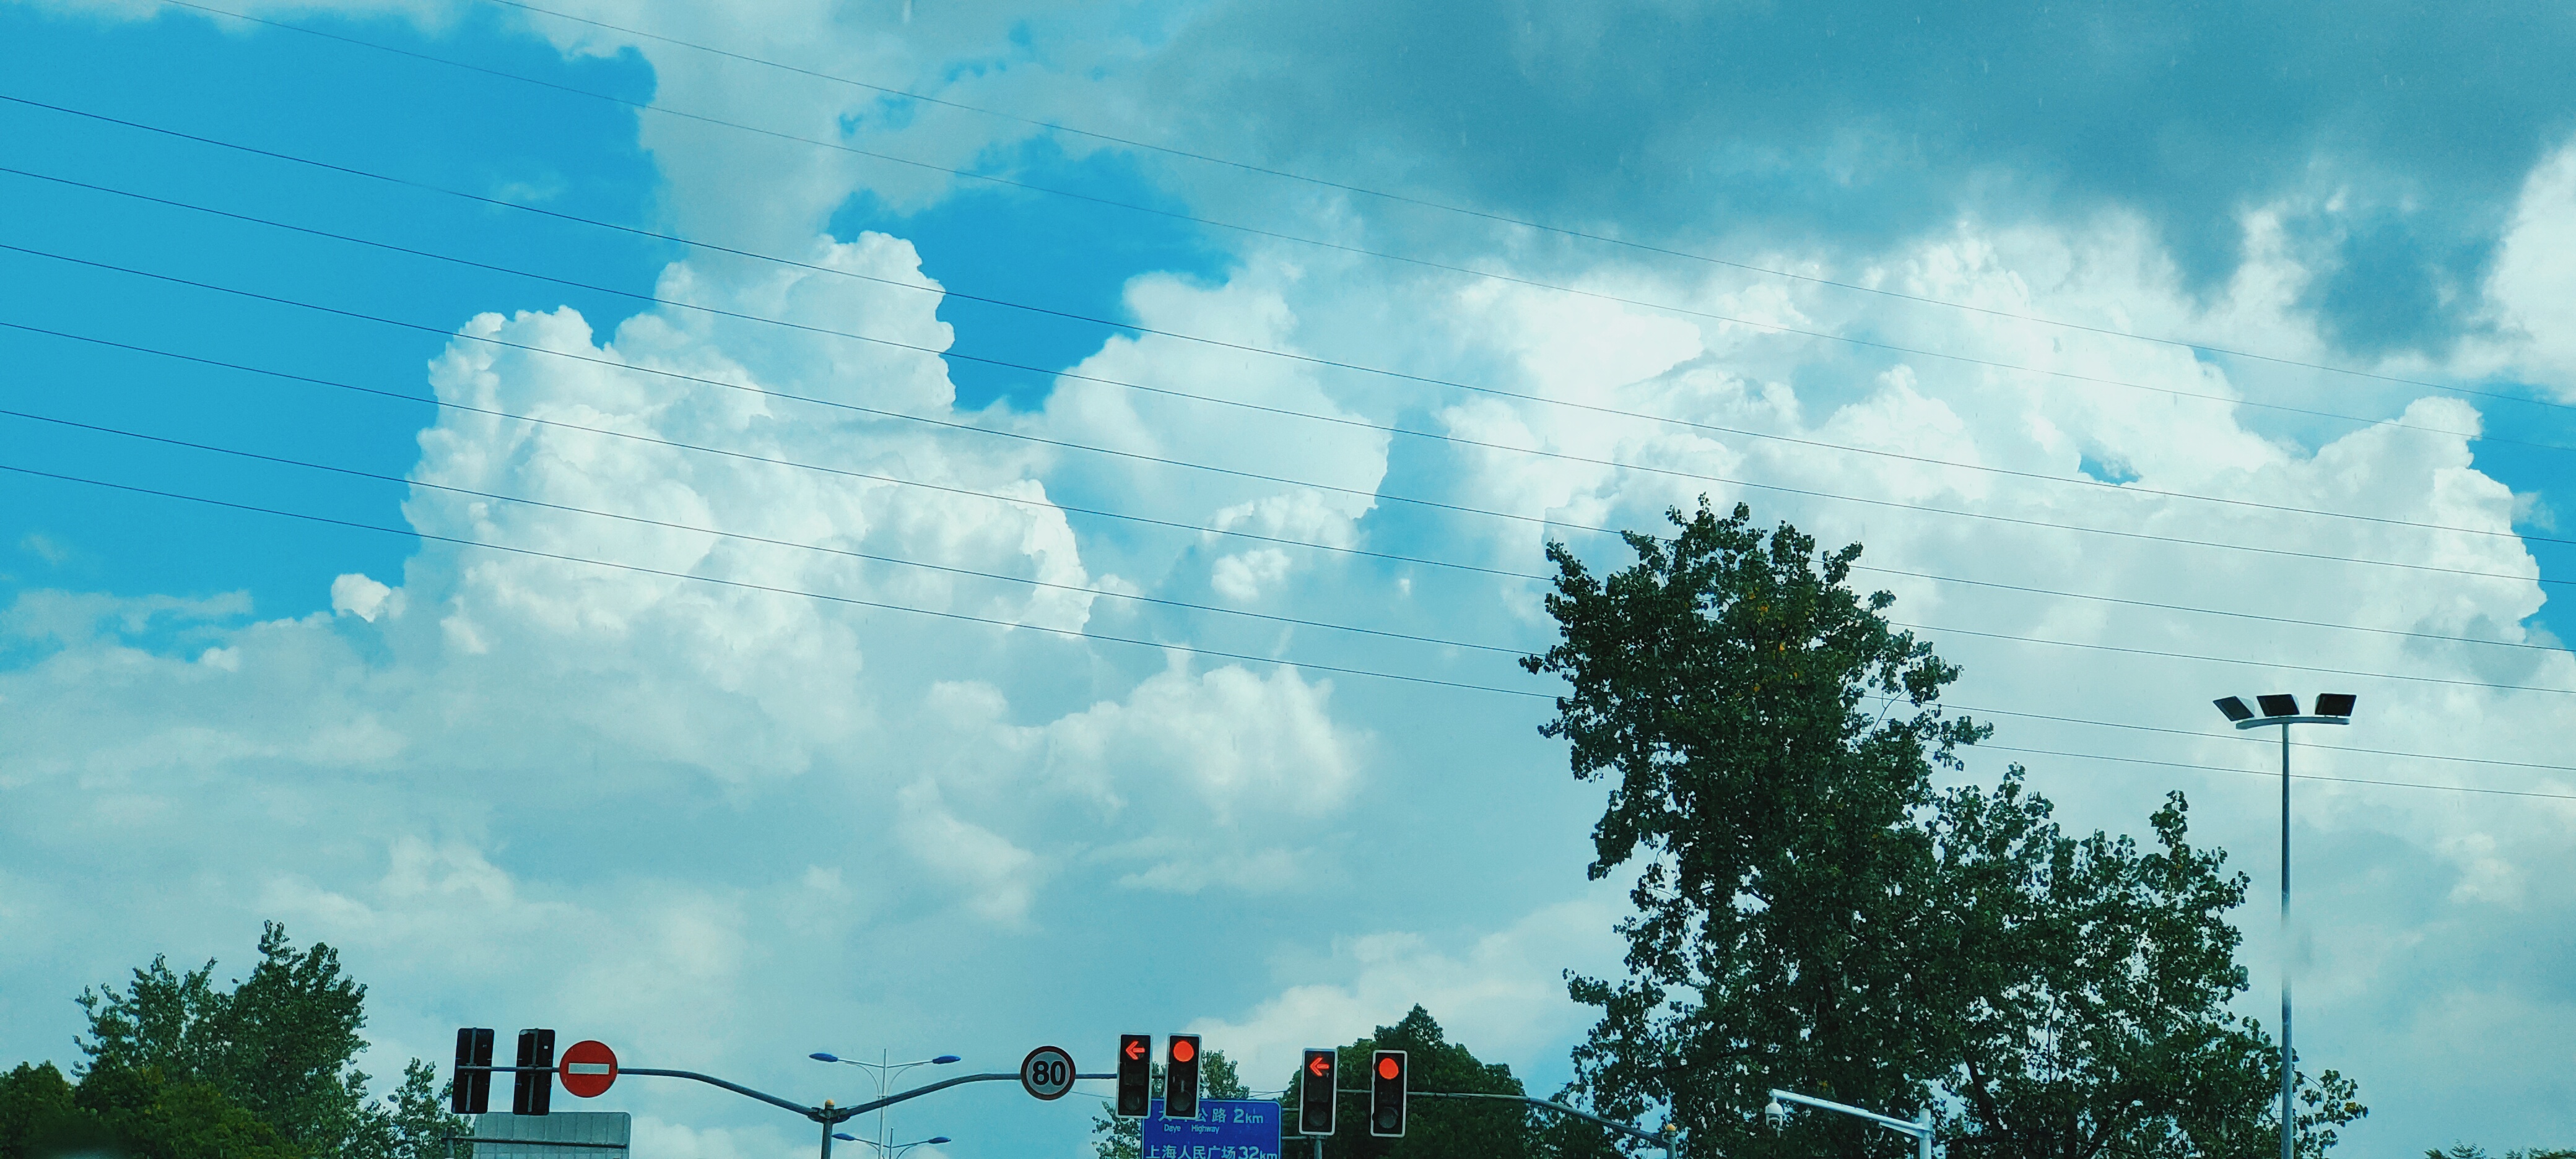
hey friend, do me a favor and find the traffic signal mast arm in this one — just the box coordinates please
[1407,1092,1682,1157]
[455,1064,1113,1123]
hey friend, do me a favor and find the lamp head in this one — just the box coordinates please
[931,1056,962,1065]
[926,1139,952,1146]
[2256,693,2300,718]
[2213,696,2254,723]
[810,1053,841,1063]
[2314,693,2357,718]
[833,1135,857,1142]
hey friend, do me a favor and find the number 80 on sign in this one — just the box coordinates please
[1020,1046,1078,1101]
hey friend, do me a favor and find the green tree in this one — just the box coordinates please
[1090,1050,1249,1159]
[80,922,380,1158]
[1928,775,2365,1159]
[1524,501,2364,1159]
[1276,1007,1533,1159]
[1523,501,1982,1158]
[0,922,466,1159]
[2426,1146,2576,1159]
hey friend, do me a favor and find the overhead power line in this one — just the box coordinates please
[9,383,2570,705]
[0,404,1528,656]
[17,161,2574,558]
[472,0,2561,417]
[105,1,2576,426]
[0,459,1552,698]
[2,458,2562,806]
[1904,621,2576,698]
[5,241,2565,597]
[1976,745,2576,804]
[13,95,2567,467]
[1950,702,2576,778]
[13,317,2563,666]
[0,321,1540,583]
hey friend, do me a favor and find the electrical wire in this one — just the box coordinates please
[12,391,2574,705]
[1902,621,2576,698]
[8,241,2569,597]
[16,161,2573,558]
[1977,745,2576,804]
[0,407,1533,657]
[0,321,1541,583]
[1951,702,2576,777]
[0,459,1557,699]
[99,1,2576,427]
[6,454,2564,807]
[13,95,2572,468]
[10,453,2565,803]
[14,316,2565,667]
[471,0,2568,419]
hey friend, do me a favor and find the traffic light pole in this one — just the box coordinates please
[1406,1092,1682,1158]
[464,1065,1115,1159]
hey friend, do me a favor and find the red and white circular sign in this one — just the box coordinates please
[558,1040,618,1098]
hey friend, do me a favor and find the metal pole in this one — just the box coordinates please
[820,1113,835,1159]
[2280,724,2295,1159]
[1918,1108,1933,1159]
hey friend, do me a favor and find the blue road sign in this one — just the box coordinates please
[1142,1098,1282,1159]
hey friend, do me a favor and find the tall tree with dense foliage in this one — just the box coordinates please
[1524,501,1982,1159]
[1525,501,2363,1159]
[1,922,464,1159]
[1927,776,2364,1159]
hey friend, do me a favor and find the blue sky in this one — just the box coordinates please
[6,1,2576,1156]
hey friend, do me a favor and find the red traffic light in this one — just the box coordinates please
[1172,1038,1196,1064]
[1125,1039,1147,1061]
[1308,1055,1330,1077]
[1377,1056,1400,1080]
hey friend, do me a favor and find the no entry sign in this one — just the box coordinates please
[558,1040,619,1098]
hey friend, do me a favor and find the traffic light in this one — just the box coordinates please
[1368,1050,1407,1137]
[1115,1035,1152,1118]
[512,1029,556,1116]
[1164,1034,1202,1119]
[1297,1049,1336,1135]
[450,1028,494,1115]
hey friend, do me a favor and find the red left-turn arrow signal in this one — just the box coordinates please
[1125,1038,1147,1061]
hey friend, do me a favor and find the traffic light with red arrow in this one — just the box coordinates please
[1298,1049,1336,1135]
[1115,1034,1152,1118]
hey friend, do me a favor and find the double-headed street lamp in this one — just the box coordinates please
[830,1134,951,1158]
[809,1052,960,1159]
[2213,692,2356,1159]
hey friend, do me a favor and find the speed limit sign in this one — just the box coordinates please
[1019,1045,1077,1101]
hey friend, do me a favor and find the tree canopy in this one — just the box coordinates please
[1,923,463,1159]
[1525,501,2364,1159]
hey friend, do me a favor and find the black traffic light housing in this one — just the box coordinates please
[512,1029,556,1115]
[1164,1035,1203,1119]
[1369,1050,1406,1137]
[1115,1035,1152,1118]
[451,1028,494,1115]
[1297,1049,1336,1135]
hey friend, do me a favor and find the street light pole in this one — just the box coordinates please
[809,1050,961,1159]
[1765,1088,1930,1159]
[2213,692,2356,1159]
